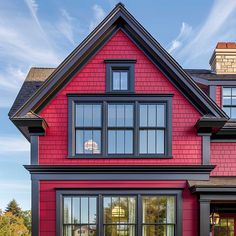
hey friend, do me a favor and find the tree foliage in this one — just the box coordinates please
[0,212,30,236]
[5,199,22,217]
[1,199,31,235]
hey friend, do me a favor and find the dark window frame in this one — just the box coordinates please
[56,189,182,236]
[68,95,172,158]
[222,86,236,119]
[105,60,136,93]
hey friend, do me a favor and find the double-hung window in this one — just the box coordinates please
[69,96,172,158]
[222,87,236,119]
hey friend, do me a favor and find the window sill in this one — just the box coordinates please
[68,155,173,159]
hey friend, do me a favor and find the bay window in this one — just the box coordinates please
[68,96,172,158]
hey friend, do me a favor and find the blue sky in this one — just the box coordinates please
[1,0,236,210]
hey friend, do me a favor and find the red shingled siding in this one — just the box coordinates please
[211,142,236,176]
[38,30,201,165]
[39,180,198,236]
[215,85,222,107]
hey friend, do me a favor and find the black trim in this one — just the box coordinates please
[200,134,210,165]
[12,3,227,120]
[68,95,172,158]
[105,59,136,93]
[199,199,210,236]
[25,165,215,181]
[32,179,39,236]
[30,135,39,165]
[56,189,182,236]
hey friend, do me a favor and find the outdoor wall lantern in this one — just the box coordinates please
[210,212,220,225]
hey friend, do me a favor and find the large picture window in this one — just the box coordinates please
[59,190,180,236]
[69,96,172,158]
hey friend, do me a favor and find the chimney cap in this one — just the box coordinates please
[216,42,236,49]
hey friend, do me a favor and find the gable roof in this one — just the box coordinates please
[9,3,227,120]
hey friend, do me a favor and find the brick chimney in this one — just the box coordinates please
[210,42,236,74]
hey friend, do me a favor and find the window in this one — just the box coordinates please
[105,60,136,92]
[222,87,236,119]
[139,104,165,154]
[63,196,97,236]
[59,190,180,236]
[69,96,172,158]
[75,104,102,154]
[108,104,134,154]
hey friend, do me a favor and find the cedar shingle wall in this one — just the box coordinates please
[38,30,201,165]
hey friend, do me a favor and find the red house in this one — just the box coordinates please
[9,3,236,236]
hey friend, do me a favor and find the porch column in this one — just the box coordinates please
[199,199,211,236]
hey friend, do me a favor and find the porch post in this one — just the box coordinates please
[199,198,211,236]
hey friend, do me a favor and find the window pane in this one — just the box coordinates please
[148,130,156,154]
[81,197,88,224]
[125,105,133,127]
[142,196,158,223]
[121,71,128,90]
[84,130,93,154]
[104,197,112,223]
[223,97,231,105]
[167,196,175,224]
[64,197,72,224]
[117,130,125,154]
[232,88,236,96]
[140,130,147,154]
[232,97,236,105]
[108,105,116,127]
[113,72,120,90]
[117,105,125,127]
[76,105,84,127]
[76,130,84,154]
[140,105,148,127]
[128,198,136,224]
[223,87,231,96]
[156,130,165,154]
[108,131,116,154]
[92,131,101,154]
[64,226,72,236]
[231,108,236,119]
[157,105,165,127]
[223,107,231,117]
[92,105,101,127]
[83,105,93,127]
[125,130,133,154]
[148,105,156,127]
[89,198,97,224]
[72,197,80,224]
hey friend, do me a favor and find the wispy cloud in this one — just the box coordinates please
[168,0,236,68]
[168,22,192,54]
[57,9,76,45]
[89,4,106,32]
[0,136,29,154]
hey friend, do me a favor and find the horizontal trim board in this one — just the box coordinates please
[25,165,214,181]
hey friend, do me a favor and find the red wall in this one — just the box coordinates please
[215,85,221,107]
[38,30,201,165]
[39,180,198,236]
[211,142,236,176]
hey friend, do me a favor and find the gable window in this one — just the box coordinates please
[139,104,165,154]
[68,96,172,158]
[108,104,134,154]
[105,60,136,93]
[75,104,102,154]
[222,87,236,119]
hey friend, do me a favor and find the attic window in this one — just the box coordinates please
[105,60,136,93]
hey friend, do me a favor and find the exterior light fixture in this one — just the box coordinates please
[210,212,220,225]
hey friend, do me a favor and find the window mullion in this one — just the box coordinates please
[137,194,142,236]
[103,101,107,156]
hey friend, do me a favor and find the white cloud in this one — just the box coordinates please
[89,4,106,32]
[168,22,192,53]
[57,9,75,45]
[169,0,236,68]
[0,136,29,154]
